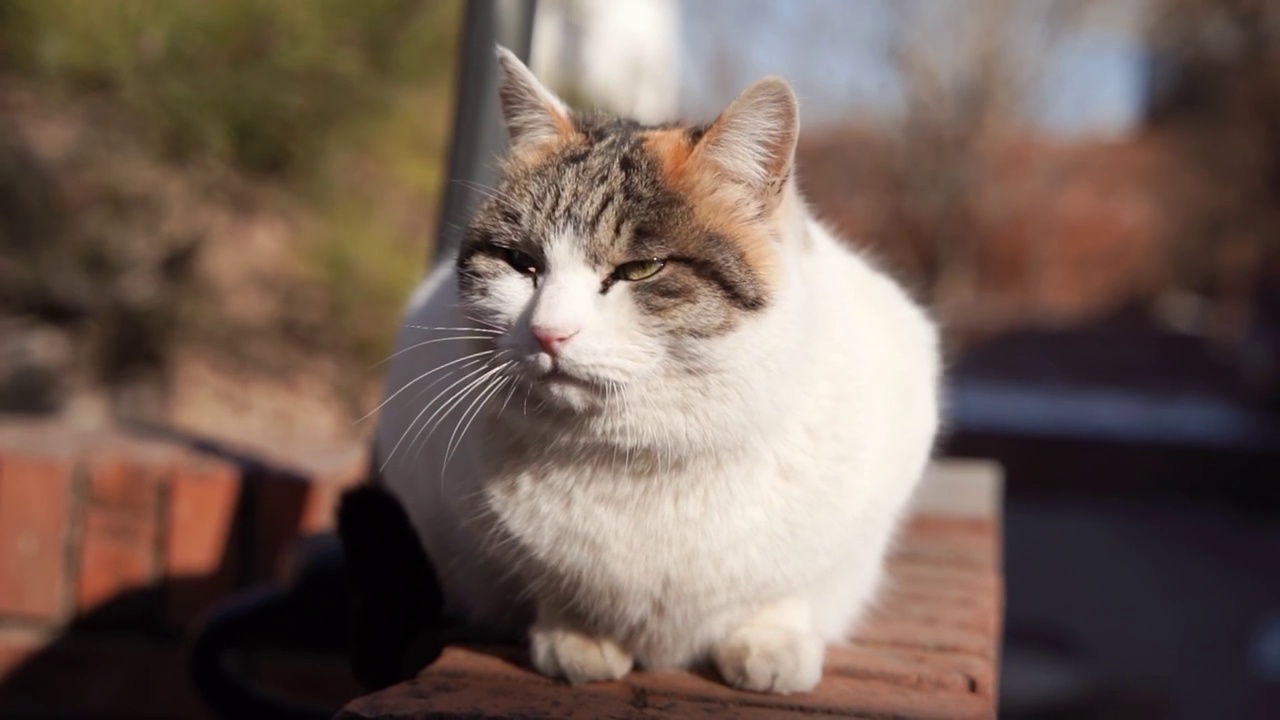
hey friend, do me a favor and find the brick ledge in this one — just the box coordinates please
[338,460,1005,720]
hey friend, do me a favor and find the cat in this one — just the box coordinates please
[373,45,941,695]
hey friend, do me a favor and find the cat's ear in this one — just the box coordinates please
[494,45,572,149]
[691,77,798,208]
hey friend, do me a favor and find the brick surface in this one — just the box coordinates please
[77,509,158,612]
[0,628,46,678]
[0,453,74,620]
[254,464,364,583]
[76,455,164,611]
[257,652,369,708]
[0,422,373,717]
[301,474,361,534]
[253,472,311,582]
[163,454,242,625]
[338,465,1005,719]
[87,453,164,511]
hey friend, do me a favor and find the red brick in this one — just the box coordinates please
[252,472,309,582]
[257,653,367,708]
[868,590,1002,635]
[425,646,549,684]
[0,628,46,678]
[887,565,1000,601]
[853,618,996,659]
[341,673,828,720]
[825,643,989,694]
[163,455,241,626]
[76,455,164,611]
[892,535,998,570]
[300,479,346,533]
[0,453,74,620]
[302,453,367,533]
[77,509,158,611]
[903,516,995,538]
[87,454,164,511]
[623,669,991,719]
[255,461,364,583]
[412,644,995,719]
[882,584,1000,613]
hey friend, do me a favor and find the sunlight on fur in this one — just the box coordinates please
[373,45,941,695]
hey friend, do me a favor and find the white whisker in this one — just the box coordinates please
[443,375,512,472]
[411,362,512,467]
[497,378,520,420]
[399,355,491,409]
[359,349,500,424]
[402,324,503,335]
[380,361,500,472]
[371,335,495,370]
[451,178,521,210]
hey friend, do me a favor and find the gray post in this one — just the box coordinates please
[432,0,538,266]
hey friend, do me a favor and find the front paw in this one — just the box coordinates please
[530,624,633,685]
[714,624,823,694]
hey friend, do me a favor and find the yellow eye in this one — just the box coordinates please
[613,259,665,282]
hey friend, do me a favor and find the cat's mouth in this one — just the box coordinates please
[518,357,603,404]
[537,365,595,389]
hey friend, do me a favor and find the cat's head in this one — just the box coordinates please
[458,46,800,411]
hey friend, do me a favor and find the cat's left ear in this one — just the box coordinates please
[494,45,573,151]
[691,76,799,211]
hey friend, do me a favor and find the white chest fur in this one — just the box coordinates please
[377,220,940,684]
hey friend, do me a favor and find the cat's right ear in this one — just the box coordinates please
[494,45,572,150]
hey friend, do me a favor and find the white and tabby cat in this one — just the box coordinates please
[374,46,941,694]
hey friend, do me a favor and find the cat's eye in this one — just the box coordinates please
[613,259,665,282]
[504,248,540,276]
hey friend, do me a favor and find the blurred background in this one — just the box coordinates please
[0,0,1277,718]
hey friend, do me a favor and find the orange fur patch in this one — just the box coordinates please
[642,129,695,183]
[506,130,584,172]
[642,129,779,289]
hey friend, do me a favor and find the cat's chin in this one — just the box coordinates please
[524,369,605,413]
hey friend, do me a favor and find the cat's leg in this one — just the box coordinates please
[713,596,824,694]
[529,607,634,685]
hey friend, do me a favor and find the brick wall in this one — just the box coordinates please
[0,418,367,717]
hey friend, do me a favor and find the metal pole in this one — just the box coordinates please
[432,0,538,267]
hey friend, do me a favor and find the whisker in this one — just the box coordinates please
[437,373,502,470]
[497,377,519,420]
[398,355,491,410]
[451,178,520,208]
[410,361,512,467]
[370,335,495,370]
[401,324,503,335]
[359,349,499,423]
[443,375,512,472]
[380,361,501,472]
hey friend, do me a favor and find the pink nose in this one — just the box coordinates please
[531,325,578,356]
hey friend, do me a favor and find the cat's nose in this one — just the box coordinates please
[531,325,579,356]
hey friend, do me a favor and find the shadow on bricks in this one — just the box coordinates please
[0,419,370,719]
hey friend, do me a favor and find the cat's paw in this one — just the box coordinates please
[530,625,633,685]
[713,624,824,694]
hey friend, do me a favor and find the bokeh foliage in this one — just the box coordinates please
[0,0,462,399]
